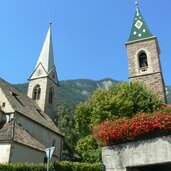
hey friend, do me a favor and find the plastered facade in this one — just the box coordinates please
[16,113,62,160]
[0,144,11,163]
[27,76,57,120]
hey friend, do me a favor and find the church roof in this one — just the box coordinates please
[0,78,62,136]
[0,121,45,151]
[128,1,153,42]
[35,25,55,73]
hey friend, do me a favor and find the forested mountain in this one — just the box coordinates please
[14,78,171,105]
[14,78,120,106]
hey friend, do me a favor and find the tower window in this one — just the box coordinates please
[33,85,41,100]
[49,87,54,104]
[52,139,56,147]
[139,52,148,68]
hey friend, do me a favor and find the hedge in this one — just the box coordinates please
[54,161,102,171]
[0,162,102,171]
[0,163,46,171]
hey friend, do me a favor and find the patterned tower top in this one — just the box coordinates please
[128,1,153,42]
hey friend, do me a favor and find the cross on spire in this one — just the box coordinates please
[49,21,52,27]
[135,0,139,11]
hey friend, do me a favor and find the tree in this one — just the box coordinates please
[56,101,80,158]
[76,82,163,136]
[75,82,163,162]
[75,135,102,163]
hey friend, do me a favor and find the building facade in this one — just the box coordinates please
[27,25,59,120]
[0,26,63,163]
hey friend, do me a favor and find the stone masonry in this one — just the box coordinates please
[131,72,166,103]
[126,37,167,103]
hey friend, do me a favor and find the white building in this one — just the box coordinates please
[0,25,63,163]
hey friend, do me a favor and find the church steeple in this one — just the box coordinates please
[128,0,153,42]
[35,23,54,73]
[27,24,59,120]
[125,1,167,103]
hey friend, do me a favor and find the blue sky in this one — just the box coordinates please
[0,0,171,85]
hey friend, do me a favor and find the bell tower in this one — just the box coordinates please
[27,24,59,119]
[125,1,167,103]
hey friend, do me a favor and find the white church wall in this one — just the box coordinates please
[0,88,15,113]
[16,113,62,160]
[10,143,44,163]
[0,143,11,163]
[27,78,48,112]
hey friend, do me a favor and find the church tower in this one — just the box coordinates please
[27,24,59,119]
[125,1,167,103]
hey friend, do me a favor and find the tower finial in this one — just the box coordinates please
[49,21,52,28]
[135,0,139,11]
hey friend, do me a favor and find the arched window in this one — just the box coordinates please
[49,87,54,104]
[139,52,148,68]
[33,85,41,100]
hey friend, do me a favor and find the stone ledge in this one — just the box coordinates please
[102,134,171,171]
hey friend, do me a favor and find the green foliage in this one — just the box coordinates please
[75,102,92,136]
[56,102,80,156]
[14,83,28,94]
[108,82,163,117]
[75,82,163,162]
[76,82,163,136]
[75,135,102,163]
[53,161,102,171]
[0,162,102,171]
[0,163,46,171]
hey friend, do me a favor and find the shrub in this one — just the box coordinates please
[53,161,102,171]
[75,135,102,163]
[0,163,46,171]
[0,162,102,171]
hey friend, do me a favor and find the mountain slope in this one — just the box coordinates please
[14,78,171,105]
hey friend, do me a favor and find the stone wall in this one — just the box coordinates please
[126,37,161,77]
[102,135,171,171]
[130,72,166,102]
[126,37,166,103]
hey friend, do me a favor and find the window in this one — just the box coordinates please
[2,102,5,107]
[52,139,56,147]
[44,156,47,164]
[33,85,41,100]
[139,52,148,68]
[49,87,54,104]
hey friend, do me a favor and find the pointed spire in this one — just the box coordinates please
[128,1,153,42]
[35,24,55,72]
